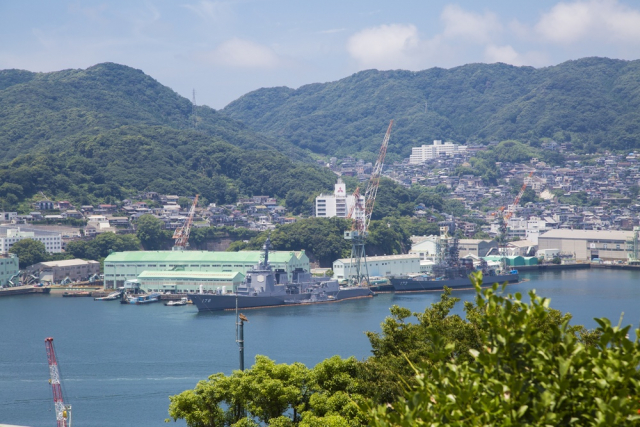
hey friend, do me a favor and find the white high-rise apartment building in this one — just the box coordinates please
[0,227,62,254]
[409,140,467,164]
[315,179,364,219]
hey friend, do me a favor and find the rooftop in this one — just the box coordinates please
[138,271,244,280]
[39,259,100,267]
[539,229,634,241]
[104,250,307,263]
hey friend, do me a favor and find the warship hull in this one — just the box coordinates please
[391,273,519,292]
[188,286,373,312]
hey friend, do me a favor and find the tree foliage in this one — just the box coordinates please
[370,272,640,426]
[9,239,49,269]
[169,272,629,427]
[223,58,640,160]
[65,232,140,260]
[0,63,336,211]
[167,355,367,427]
[135,214,172,250]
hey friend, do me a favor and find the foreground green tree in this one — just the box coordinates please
[9,238,48,268]
[369,272,640,426]
[167,355,367,427]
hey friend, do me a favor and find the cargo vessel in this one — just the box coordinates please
[188,238,373,312]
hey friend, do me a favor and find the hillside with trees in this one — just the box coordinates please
[222,57,640,161]
[0,63,335,210]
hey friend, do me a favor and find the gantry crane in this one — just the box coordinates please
[344,120,393,286]
[172,194,199,250]
[45,337,71,427]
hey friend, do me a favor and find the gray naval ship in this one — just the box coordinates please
[188,238,373,312]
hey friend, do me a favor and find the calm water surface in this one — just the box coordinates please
[1,268,639,426]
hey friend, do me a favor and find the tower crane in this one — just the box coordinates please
[344,120,393,286]
[172,194,199,250]
[45,337,71,427]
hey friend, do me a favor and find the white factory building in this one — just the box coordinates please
[537,229,634,262]
[333,254,421,280]
[409,140,467,164]
[315,178,365,219]
[0,226,62,254]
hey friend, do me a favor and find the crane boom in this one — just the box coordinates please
[363,120,393,233]
[173,195,199,250]
[45,337,70,427]
[505,171,533,221]
[344,120,393,286]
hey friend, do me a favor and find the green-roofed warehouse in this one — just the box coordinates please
[136,271,245,293]
[103,250,309,289]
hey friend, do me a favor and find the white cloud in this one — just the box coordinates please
[535,0,640,44]
[484,44,520,64]
[441,5,501,44]
[346,24,420,69]
[202,38,280,68]
[183,1,233,23]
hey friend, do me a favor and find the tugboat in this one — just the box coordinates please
[164,297,190,306]
[188,237,373,312]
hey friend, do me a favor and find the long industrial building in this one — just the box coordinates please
[332,254,420,280]
[537,229,634,261]
[103,250,310,290]
[27,259,101,283]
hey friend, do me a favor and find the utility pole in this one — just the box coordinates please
[235,297,248,371]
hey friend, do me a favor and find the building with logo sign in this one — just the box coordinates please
[315,178,364,219]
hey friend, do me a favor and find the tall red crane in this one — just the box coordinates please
[504,171,534,221]
[344,120,393,286]
[45,337,71,427]
[173,194,199,250]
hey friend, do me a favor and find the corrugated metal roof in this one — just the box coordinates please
[335,254,420,263]
[138,271,244,280]
[39,259,100,267]
[104,250,303,263]
[539,229,634,240]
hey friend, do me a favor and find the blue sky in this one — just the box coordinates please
[2,0,640,109]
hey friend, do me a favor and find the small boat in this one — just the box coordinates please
[125,293,161,305]
[62,291,92,297]
[94,291,122,301]
[164,297,189,306]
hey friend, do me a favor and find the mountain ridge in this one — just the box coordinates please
[222,57,640,160]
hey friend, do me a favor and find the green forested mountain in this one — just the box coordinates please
[222,57,640,160]
[0,63,334,209]
[0,62,303,161]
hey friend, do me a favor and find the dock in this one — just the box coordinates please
[0,285,50,297]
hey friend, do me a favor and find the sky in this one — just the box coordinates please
[2,0,640,109]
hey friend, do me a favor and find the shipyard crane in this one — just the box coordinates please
[344,120,393,286]
[172,194,199,250]
[45,337,71,427]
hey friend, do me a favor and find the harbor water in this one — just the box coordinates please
[1,268,640,427]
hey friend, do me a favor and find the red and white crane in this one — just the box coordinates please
[345,120,393,285]
[172,194,199,250]
[45,337,71,427]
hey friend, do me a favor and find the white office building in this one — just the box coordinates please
[315,179,364,219]
[0,227,62,254]
[409,140,467,164]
